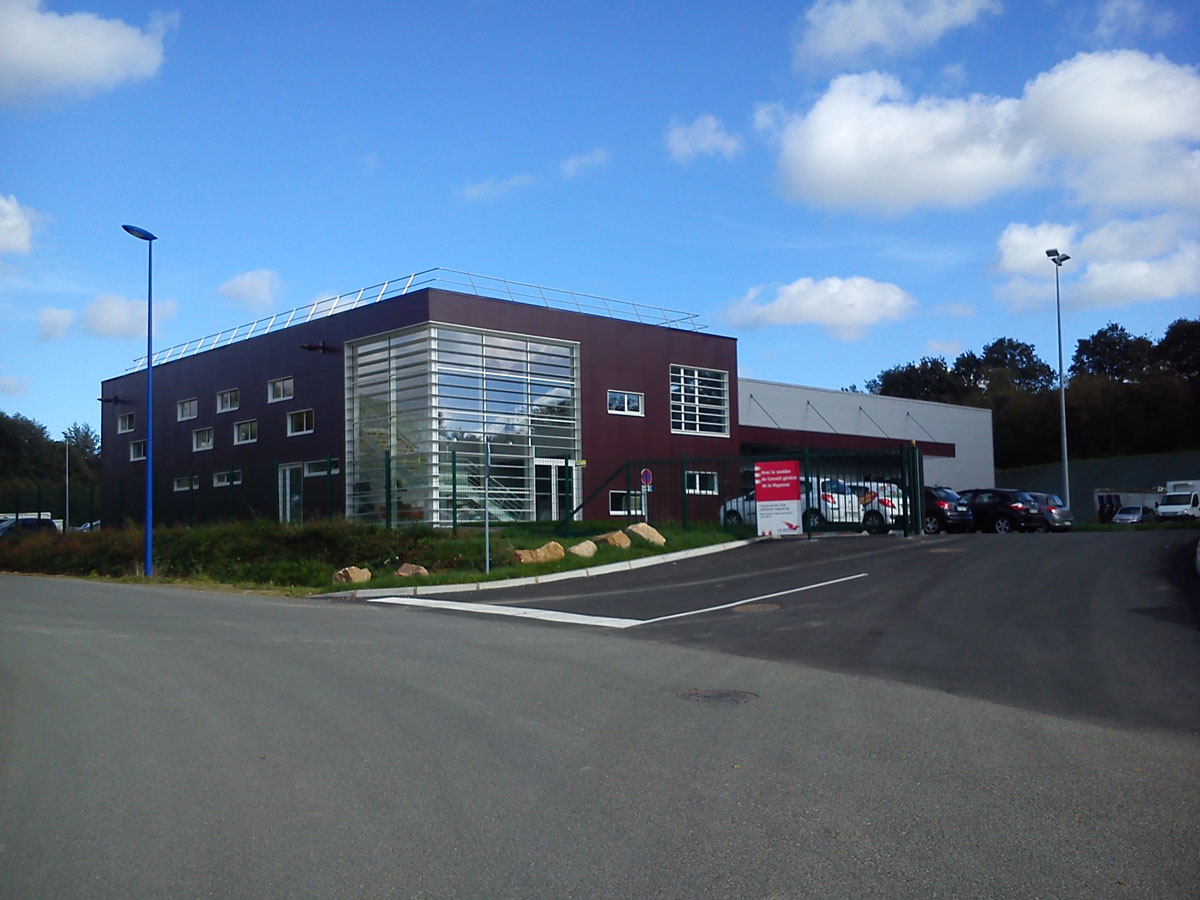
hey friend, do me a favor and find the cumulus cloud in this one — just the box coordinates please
[81,293,177,338]
[1093,0,1173,42]
[0,0,178,105]
[560,147,611,180]
[217,269,282,312]
[0,374,27,395]
[795,0,999,66]
[926,339,963,356]
[0,194,35,254]
[725,275,917,340]
[36,306,72,340]
[461,173,536,201]
[665,114,743,164]
[758,50,1200,215]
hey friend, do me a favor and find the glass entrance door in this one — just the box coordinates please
[279,464,303,523]
[533,458,577,522]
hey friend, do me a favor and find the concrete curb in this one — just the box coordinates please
[318,537,759,601]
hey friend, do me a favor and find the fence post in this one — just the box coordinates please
[189,469,195,526]
[803,447,812,540]
[273,460,279,522]
[384,449,392,530]
[451,450,458,535]
[326,455,333,519]
[680,455,688,530]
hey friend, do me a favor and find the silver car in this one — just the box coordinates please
[1028,492,1073,532]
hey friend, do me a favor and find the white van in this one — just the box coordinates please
[1156,490,1200,521]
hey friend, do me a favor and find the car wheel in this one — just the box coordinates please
[992,516,1013,534]
[723,510,742,526]
[863,510,886,534]
[923,514,943,535]
[803,509,824,530]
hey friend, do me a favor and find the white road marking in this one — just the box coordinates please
[364,572,868,629]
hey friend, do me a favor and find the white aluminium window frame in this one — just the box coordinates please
[268,376,294,403]
[177,398,198,421]
[669,363,729,437]
[129,439,146,461]
[685,470,719,495]
[607,389,644,417]
[118,413,135,434]
[287,408,314,436]
[192,427,214,452]
[234,419,258,445]
[216,388,240,413]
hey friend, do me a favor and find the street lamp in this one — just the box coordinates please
[1046,248,1071,510]
[124,224,157,577]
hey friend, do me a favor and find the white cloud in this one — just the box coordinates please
[932,302,974,318]
[1093,0,1173,42]
[996,222,1080,277]
[81,293,177,338]
[0,1,178,105]
[461,173,536,201]
[795,0,999,65]
[36,306,72,340]
[925,339,963,356]
[725,275,917,340]
[0,374,27,395]
[217,269,281,312]
[560,147,611,180]
[0,194,35,254]
[665,114,743,164]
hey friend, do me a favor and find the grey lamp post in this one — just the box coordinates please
[123,224,157,577]
[1046,248,1071,510]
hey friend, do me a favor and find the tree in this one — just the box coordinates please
[866,357,965,403]
[0,411,57,480]
[1155,317,1200,380]
[1071,322,1153,381]
[979,338,1055,393]
[63,422,100,468]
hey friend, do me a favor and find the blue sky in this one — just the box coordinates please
[2,0,1198,441]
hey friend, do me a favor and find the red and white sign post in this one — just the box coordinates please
[754,460,803,537]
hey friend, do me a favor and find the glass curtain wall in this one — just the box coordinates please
[346,323,579,526]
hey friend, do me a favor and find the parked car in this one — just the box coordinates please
[957,488,1044,533]
[1027,492,1073,532]
[719,478,865,528]
[1155,490,1200,521]
[921,485,973,534]
[850,482,908,532]
[1111,505,1155,525]
[0,517,61,538]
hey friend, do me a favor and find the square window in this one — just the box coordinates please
[129,439,146,461]
[173,475,199,492]
[192,427,214,452]
[608,490,644,517]
[669,364,729,437]
[606,389,644,417]
[234,419,257,445]
[217,388,240,413]
[304,458,341,477]
[287,409,314,436]
[685,471,719,495]
[268,376,294,403]
[177,398,197,421]
[118,412,135,434]
[213,469,243,487]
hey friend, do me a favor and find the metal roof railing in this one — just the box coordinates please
[128,267,705,370]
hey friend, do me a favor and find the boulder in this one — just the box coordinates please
[625,522,666,546]
[513,541,566,564]
[333,565,371,584]
[568,540,597,558]
[395,563,429,578]
[594,530,632,549]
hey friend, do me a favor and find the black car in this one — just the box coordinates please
[922,486,973,534]
[957,488,1044,533]
[0,517,61,538]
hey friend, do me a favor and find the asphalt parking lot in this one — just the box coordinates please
[361,530,1200,734]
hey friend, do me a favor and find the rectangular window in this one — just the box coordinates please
[304,458,341,477]
[192,427,214,452]
[173,475,199,492]
[685,470,719,495]
[607,389,644,417]
[213,469,243,487]
[287,408,314,436]
[669,364,729,437]
[608,490,645,517]
[177,398,198,421]
[118,412,135,434]
[129,439,146,461]
[268,376,294,403]
[217,388,240,413]
[234,419,257,445]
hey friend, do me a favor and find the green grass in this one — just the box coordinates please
[0,518,747,594]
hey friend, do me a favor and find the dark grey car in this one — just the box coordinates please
[957,488,1044,533]
[1028,492,1073,532]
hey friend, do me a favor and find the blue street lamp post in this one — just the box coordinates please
[124,224,157,576]
[1046,248,1071,510]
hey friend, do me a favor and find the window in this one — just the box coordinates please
[192,427,214,452]
[685,470,719,495]
[304,458,341,477]
[287,408,314,436]
[177,398,197,421]
[217,388,239,413]
[234,419,257,445]
[608,490,644,516]
[118,412,135,434]
[213,469,243,487]
[607,389,644,417]
[173,475,199,492]
[669,364,729,437]
[129,440,146,461]
[268,376,294,403]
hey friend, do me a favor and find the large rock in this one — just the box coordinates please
[625,522,666,546]
[395,563,429,577]
[568,540,597,558]
[513,541,565,564]
[594,530,632,549]
[333,565,371,584]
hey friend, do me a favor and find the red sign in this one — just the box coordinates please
[640,468,653,486]
[754,460,801,501]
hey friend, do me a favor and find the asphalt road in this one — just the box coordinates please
[1,531,1198,898]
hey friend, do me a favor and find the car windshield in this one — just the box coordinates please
[1162,493,1190,505]
[931,487,960,501]
[822,480,853,494]
[1116,506,1139,515]
[1045,495,1064,507]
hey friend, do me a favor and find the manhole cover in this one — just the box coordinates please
[677,689,759,703]
[734,603,779,613]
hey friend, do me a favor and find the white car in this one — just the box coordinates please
[850,482,907,532]
[1155,491,1200,521]
[1111,505,1154,525]
[719,478,864,528]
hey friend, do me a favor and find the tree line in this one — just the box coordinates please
[859,318,1200,469]
[0,412,101,523]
